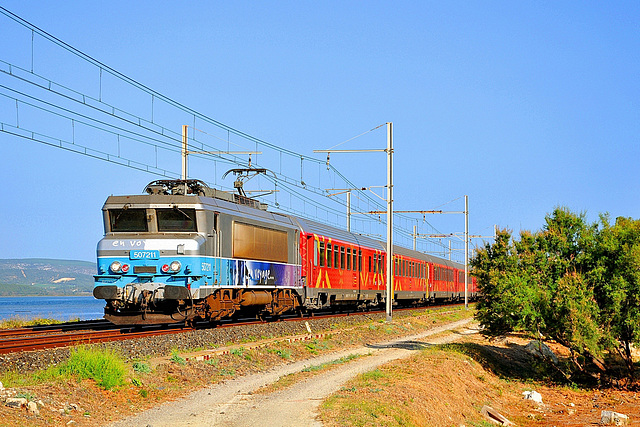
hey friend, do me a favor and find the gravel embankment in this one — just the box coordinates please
[0,313,387,372]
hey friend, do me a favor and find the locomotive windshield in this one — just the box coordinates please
[109,209,148,232]
[157,208,197,232]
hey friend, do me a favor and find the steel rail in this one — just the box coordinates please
[0,320,114,338]
[0,324,192,354]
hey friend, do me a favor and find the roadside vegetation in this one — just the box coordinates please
[56,347,127,389]
[1,347,127,391]
[472,208,640,385]
[0,317,72,329]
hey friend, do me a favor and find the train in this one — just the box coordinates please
[93,179,478,325]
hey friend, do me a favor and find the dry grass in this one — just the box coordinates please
[320,348,512,426]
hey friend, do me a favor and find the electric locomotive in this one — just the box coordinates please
[93,179,476,325]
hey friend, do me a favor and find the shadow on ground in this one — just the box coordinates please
[364,331,588,385]
[442,339,601,388]
[365,340,434,351]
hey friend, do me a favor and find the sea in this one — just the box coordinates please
[0,296,105,322]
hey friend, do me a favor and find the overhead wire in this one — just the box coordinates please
[0,7,395,212]
[1,55,389,212]
[0,7,465,259]
[325,123,386,150]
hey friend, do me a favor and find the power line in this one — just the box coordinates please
[0,7,405,218]
[0,7,463,256]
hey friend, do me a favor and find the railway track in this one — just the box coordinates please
[0,319,113,338]
[0,303,467,355]
[0,322,192,354]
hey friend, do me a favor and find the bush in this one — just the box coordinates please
[57,346,127,389]
[472,209,640,381]
[132,361,152,374]
[0,317,64,329]
[170,350,186,365]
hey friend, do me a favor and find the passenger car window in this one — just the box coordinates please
[319,242,326,267]
[313,240,318,266]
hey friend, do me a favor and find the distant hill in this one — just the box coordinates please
[0,259,96,296]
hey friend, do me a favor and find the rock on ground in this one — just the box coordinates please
[601,410,630,426]
[525,340,558,365]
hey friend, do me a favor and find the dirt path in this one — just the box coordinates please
[110,318,476,427]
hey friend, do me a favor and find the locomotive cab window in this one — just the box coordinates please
[109,208,148,232]
[157,208,196,232]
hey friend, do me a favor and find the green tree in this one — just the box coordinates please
[589,216,640,378]
[472,208,607,379]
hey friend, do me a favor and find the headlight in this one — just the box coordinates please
[170,261,182,273]
[161,261,182,274]
[110,261,122,273]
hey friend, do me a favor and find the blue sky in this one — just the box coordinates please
[0,1,638,263]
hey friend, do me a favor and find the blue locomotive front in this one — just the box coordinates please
[93,180,303,325]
